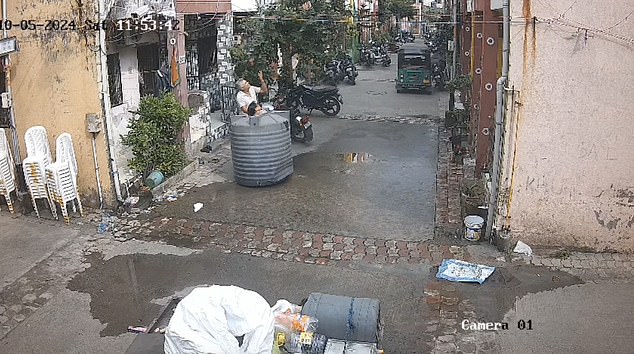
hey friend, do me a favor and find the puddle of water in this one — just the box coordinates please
[445,264,584,322]
[337,152,373,164]
[67,252,219,337]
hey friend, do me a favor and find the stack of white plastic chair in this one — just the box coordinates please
[46,133,83,223]
[22,126,57,219]
[0,128,16,213]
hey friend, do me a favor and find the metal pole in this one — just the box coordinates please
[91,132,104,209]
[451,0,458,80]
[485,0,510,242]
[96,0,124,203]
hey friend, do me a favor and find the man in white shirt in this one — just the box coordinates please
[236,71,268,116]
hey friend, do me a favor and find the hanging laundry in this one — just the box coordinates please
[171,45,181,87]
[157,69,173,93]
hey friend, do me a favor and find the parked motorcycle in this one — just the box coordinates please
[373,44,391,67]
[360,42,391,67]
[341,55,358,84]
[432,63,446,90]
[325,58,355,85]
[359,44,376,66]
[325,60,342,85]
[283,84,343,117]
[262,103,314,143]
[289,108,313,143]
[395,30,415,44]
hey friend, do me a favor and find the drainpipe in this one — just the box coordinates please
[485,0,509,242]
[3,0,24,194]
[96,0,124,204]
[451,0,458,80]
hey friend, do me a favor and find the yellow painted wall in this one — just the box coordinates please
[7,0,114,207]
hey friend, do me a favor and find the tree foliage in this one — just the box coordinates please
[232,0,351,88]
[383,0,416,21]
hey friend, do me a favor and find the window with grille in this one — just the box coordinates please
[107,53,123,107]
[137,44,160,97]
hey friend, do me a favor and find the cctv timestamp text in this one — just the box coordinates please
[115,16,180,31]
[0,19,82,31]
[0,18,180,32]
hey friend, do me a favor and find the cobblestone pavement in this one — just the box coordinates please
[423,280,500,353]
[118,216,471,267]
[337,113,439,125]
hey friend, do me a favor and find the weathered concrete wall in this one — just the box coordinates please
[108,46,140,184]
[8,0,114,207]
[500,0,634,252]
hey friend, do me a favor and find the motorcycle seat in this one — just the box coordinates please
[304,85,338,93]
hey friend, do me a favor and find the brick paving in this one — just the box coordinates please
[423,280,500,353]
[119,216,471,267]
[337,113,440,125]
[434,126,468,240]
[519,251,634,282]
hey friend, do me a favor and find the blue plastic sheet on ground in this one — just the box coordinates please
[436,259,496,284]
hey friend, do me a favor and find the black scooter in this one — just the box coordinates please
[262,102,314,143]
[289,108,313,143]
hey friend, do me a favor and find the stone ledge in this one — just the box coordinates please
[150,159,199,197]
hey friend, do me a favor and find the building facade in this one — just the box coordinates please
[494,0,634,252]
[3,0,115,207]
[0,0,235,210]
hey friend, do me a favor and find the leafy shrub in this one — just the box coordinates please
[121,93,192,178]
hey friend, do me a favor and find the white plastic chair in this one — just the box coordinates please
[46,133,82,223]
[0,128,16,213]
[23,126,57,219]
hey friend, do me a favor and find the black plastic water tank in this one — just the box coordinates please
[229,112,294,187]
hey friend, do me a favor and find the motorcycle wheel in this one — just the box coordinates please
[302,126,314,142]
[349,76,356,85]
[321,98,341,116]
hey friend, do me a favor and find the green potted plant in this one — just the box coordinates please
[122,93,193,187]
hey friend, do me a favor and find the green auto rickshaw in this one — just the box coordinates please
[395,46,433,94]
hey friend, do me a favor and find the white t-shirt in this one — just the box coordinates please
[236,86,262,112]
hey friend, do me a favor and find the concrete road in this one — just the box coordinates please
[0,216,78,290]
[495,283,634,353]
[338,52,439,118]
[150,59,444,241]
[153,118,438,241]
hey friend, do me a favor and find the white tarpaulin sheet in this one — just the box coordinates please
[164,285,275,354]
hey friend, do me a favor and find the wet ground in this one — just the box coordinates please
[66,249,433,352]
[61,246,587,353]
[152,119,438,241]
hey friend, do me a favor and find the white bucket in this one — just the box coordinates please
[464,215,484,241]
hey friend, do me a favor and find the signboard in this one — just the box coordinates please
[0,37,18,56]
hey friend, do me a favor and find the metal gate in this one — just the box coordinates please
[221,85,238,122]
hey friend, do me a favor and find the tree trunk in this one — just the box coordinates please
[280,44,294,89]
